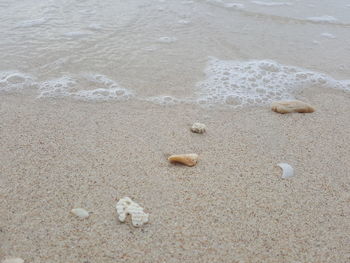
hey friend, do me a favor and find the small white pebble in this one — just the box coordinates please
[191,122,206,134]
[2,258,24,263]
[71,208,89,219]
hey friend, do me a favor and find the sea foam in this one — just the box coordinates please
[0,71,34,92]
[2,60,349,106]
[158,37,178,43]
[306,15,338,23]
[63,31,92,38]
[206,0,245,9]
[224,3,245,9]
[195,57,349,106]
[320,32,336,39]
[38,74,133,101]
[16,18,48,28]
[251,1,292,6]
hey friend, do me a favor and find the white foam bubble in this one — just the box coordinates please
[16,18,48,28]
[206,0,244,9]
[78,9,96,15]
[63,31,92,38]
[320,32,336,39]
[0,71,34,92]
[87,23,103,31]
[196,57,349,106]
[73,87,132,101]
[178,19,191,24]
[142,46,158,52]
[38,76,76,98]
[306,15,338,23]
[158,36,177,43]
[251,1,292,6]
[224,3,245,9]
[345,81,350,91]
[38,74,133,101]
[181,0,194,4]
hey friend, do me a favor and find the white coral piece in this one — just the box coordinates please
[116,197,149,227]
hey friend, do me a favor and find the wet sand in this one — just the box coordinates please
[1,87,349,262]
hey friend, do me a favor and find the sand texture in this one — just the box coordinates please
[1,87,350,263]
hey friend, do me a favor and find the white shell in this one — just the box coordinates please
[116,197,149,227]
[71,208,89,219]
[2,258,24,263]
[191,123,206,134]
[277,163,295,178]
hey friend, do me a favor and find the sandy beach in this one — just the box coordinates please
[1,86,349,262]
[1,0,350,261]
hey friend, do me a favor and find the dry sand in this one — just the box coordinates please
[0,87,349,262]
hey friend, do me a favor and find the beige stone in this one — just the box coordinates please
[168,154,198,167]
[271,100,315,114]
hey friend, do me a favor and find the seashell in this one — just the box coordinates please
[2,258,24,263]
[168,154,198,167]
[116,197,149,227]
[277,163,294,179]
[71,208,89,219]
[191,123,206,134]
[271,100,315,114]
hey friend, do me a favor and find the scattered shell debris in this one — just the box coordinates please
[2,258,24,263]
[191,122,206,134]
[271,100,315,114]
[277,163,295,179]
[116,197,149,227]
[71,208,90,219]
[168,153,198,167]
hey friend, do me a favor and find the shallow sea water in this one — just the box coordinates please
[1,0,350,106]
